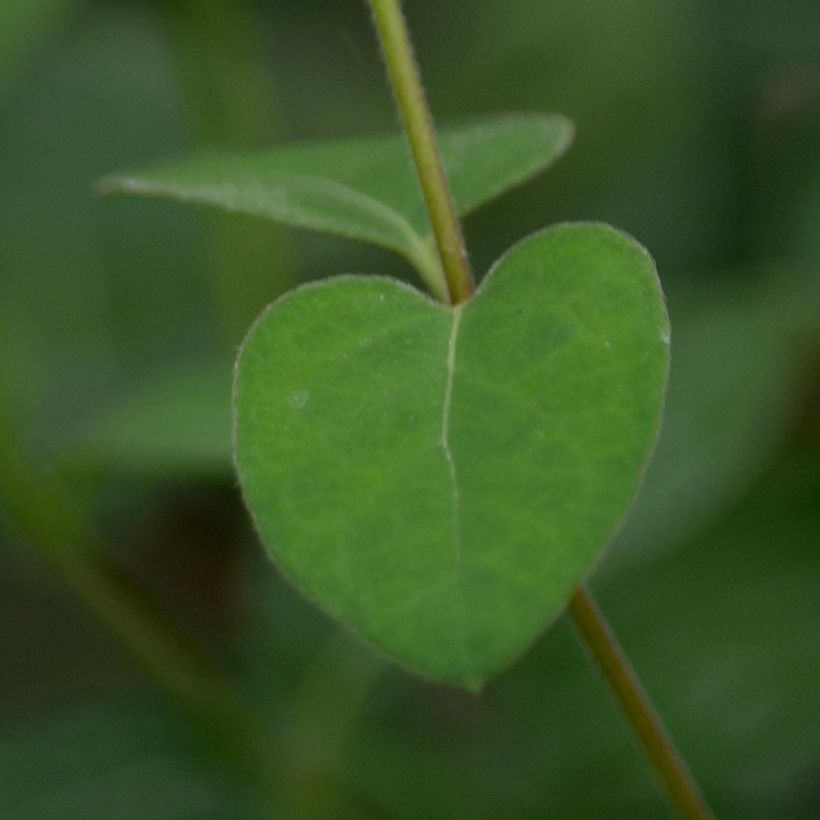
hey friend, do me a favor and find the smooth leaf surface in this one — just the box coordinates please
[101,114,572,296]
[234,223,669,688]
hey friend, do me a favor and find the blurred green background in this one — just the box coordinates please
[1,1,819,817]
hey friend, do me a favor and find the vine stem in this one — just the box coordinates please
[369,3,714,818]
[369,0,475,305]
[569,587,714,819]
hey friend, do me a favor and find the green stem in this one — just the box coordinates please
[369,4,714,818]
[369,0,475,305]
[569,587,715,820]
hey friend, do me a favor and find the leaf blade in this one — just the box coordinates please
[234,224,668,687]
[101,114,573,277]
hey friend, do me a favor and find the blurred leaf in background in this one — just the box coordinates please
[0,699,261,820]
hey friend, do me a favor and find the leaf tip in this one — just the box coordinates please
[94,174,142,197]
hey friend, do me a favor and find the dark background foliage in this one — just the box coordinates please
[1,1,818,817]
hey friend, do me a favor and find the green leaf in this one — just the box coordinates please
[69,360,232,475]
[100,114,573,300]
[233,223,669,688]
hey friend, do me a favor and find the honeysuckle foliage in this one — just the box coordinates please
[234,225,668,687]
[101,114,572,300]
[105,115,670,688]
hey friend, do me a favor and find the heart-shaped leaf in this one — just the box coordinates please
[234,223,669,688]
[100,114,572,299]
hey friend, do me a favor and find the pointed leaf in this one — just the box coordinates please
[101,114,573,289]
[233,223,669,688]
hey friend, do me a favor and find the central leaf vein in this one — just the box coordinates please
[441,305,472,680]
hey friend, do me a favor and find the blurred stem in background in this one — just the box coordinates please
[369,1,714,818]
[280,632,387,818]
[1,2,383,813]
[0,412,279,802]
[158,2,387,805]
[154,0,297,343]
[0,0,293,806]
